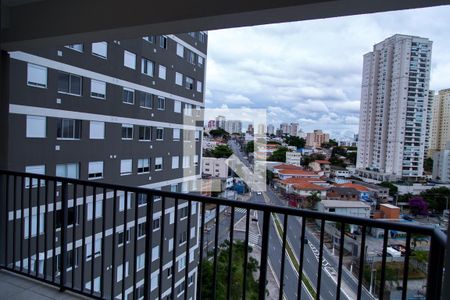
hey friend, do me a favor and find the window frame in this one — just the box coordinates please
[27,63,47,88]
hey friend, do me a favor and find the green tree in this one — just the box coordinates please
[245,141,254,154]
[423,157,433,172]
[306,192,321,209]
[266,170,274,185]
[201,241,260,300]
[284,136,306,149]
[209,128,230,139]
[301,153,326,166]
[211,144,233,158]
[420,187,450,212]
[321,139,338,149]
[268,147,288,162]
[379,181,398,197]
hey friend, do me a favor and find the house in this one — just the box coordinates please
[335,182,371,201]
[327,187,360,201]
[318,200,371,233]
[272,163,303,177]
[278,169,322,180]
[309,160,331,173]
[331,166,351,178]
[291,182,328,199]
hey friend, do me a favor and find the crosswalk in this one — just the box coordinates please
[248,232,260,245]
[235,207,248,214]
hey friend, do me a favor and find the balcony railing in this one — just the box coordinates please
[0,169,448,300]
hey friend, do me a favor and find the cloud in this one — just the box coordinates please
[204,5,450,139]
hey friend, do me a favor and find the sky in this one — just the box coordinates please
[204,5,450,140]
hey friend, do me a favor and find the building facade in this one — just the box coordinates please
[290,123,299,136]
[224,120,242,134]
[267,124,275,136]
[3,33,207,299]
[432,142,450,183]
[356,34,432,181]
[285,151,302,166]
[430,89,450,156]
[305,130,329,148]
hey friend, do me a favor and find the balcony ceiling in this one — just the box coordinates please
[1,0,450,50]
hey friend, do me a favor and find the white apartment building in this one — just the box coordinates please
[202,157,230,178]
[224,120,242,134]
[425,90,435,157]
[356,34,433,181]
[432,142,450,183]
[430,89,450,156]
[280,123,290,134]
[290,123,299,136]
[285,151,302,166]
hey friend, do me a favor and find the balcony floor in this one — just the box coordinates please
[0,270,87,300]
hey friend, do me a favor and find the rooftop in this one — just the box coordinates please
[336,182,370,192]
[320,200,371,209]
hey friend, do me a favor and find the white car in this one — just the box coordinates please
[256,192,262,195]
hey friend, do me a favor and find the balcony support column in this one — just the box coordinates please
[442,219,450,300]
[0,50,9,170]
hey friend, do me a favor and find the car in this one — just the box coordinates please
[256,192,262,195]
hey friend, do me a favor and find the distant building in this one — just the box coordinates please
[202,157,231,178]
[357,34,433,181]
[430,89,450,156]
[425,90,435,158]
[327,187,360,201]
[318,200,371,232]
[207,119,217,129]
[280,123,290,134]
[267,124,275,135]
[290,123,299,136]
[257,124,266,135]
[298,129,307,139]
[247,124,254,134]
[331,166,351,178]
[216,115,226,129]
[275,129,283,137]
[309,160,331,173]
[286,152,302,166]
[306,130,330,148]
[224,120,242,134]
[432,142,450,183]
[278,169,321,180]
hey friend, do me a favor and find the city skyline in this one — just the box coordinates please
[204,5,450,140]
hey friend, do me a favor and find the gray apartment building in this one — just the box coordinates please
[1,32,207,299]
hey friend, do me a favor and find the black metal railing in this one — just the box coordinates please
[0,169,448,300]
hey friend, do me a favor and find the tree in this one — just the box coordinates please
[204,144,233,158]
[201,241,260,300]
[209,128,230,140]
[306,192,321,209]
[266,170,274,185]
[268,147,288,162]
[423,157,433,172]
[409,196,429,216]
[321,139,338,149]
[245,141,254,154]
[379,182,398,197]
[284,136,306,149]
[420,187,450,212]
[301,153,326,166]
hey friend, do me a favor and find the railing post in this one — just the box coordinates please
[426,234,445,299]
[442,221,450,300]
[60,181,68,291]
[258,211,270,300]
[0,173,7,267]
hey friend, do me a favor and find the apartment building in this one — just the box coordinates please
[224,120,242,134]
[429,89,450,156]
[356,34,432,181]
[305,130,330,148]
[267,124,275,135]
[433,142,450,183]
[2,32,207,299]
[290,123,299,137]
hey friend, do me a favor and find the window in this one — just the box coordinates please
[85,277,101,293]
[172,156,179,169]
[178,255,186,271]
[137,159,150,174]
[136,253,145,271]
[168,238,174,252]
[167,266,173,278]
[155,157,163,171]
[119,193,132,211]
[140,92,152,108]
[194,155,199,167]
[92,42,107,58]
[185,77,194,90]
[66,248,79,269]
[118,229,131,246]
[88,161,103,179]
[90,79,106,99]
[143,35,154,43]
[27,64,47,88]
[25,165,45,188]
[58,72,82,95]
[159,36,167,49]
[173,128,180,141]
[66,44,83,52]
[151,272,158,291]
[195,130,200,141]
[136,285,145,300]
[56,163,79,179]
[183,156,190,169]
[24,212,44,238]
[116,262,129,282]
[152,246,159,262]
[180,207,189,219]
[137,223,146,238]
[89,121,104,139]
[197,81,203,93]
[179,231,187,245]
[159,65,166,80]
[191,226,196,239]
[171,184,178,192]
[87,199,103,220]
[156,128,164,140]
[57,119,82,139]
[199,32,206,43]
[152,218,160,231]
[188,32,196,38]
[26,115,46,138]
[85,238,101,259]
[138,126,151,141]
[141,58,154,76]
[176,43,184,57]
[198,56,204,67]
[157,97,165,110]
[138,195,148,208]
[175,72,183,86]
[122,88,135,104]
[121,124,133,139]
[184,104,192,116]
[187,50,195,64]
[124,50,136,69]
[120,159,132,175]
[188,273,195,286]
[174,100,181,113]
